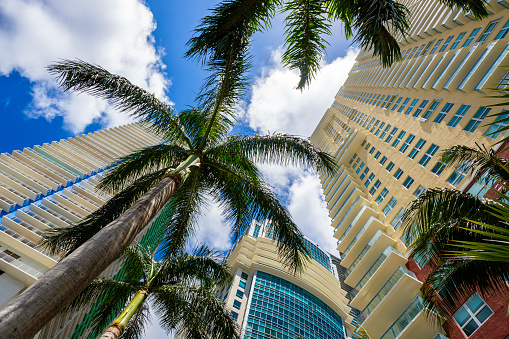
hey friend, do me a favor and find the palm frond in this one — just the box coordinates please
[98,144,189,194]
[281,0,332,89]
[42,169,168,255]
[438,0,490,20]
[177,108,233,149]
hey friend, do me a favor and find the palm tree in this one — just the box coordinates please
[186,0,490,90]
[403,144,509,320]
[0,61,336,338]
[67,244,239,339]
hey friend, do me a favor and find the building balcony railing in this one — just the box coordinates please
[380,297,423,339]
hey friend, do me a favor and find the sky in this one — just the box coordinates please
[0,0,358,337]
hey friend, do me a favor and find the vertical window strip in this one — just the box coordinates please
[380,125,391,139]
[447,104,471,127]
[382,196,397,215]
[385,127,398,143]
[399,134,415,153]
[419,144,439,166]
[484,112,509,138]
[450,32,466,49]
[391,97,403,111]
[412,100,429,117]
[463,27,481,47]
[475,44,509,90]
[422,100,441,119]
[430,39,443,54]
[397,98,411,113]
[439,35,454,52]
[464,107,492,132]
[477,21,498,43]
[495,19,509,40]
[434,102,455,123]
[408,139,427,159]
[375,188,389,205]
[392,131,406,148]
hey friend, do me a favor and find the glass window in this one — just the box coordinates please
[394,168,404,180]
[374,151,381,159]
[463,28,481,47]
[241,272,249,280]
[434,102,454,123]
[369,179,381,195]
[431,160,446,176]
[397,98,411,113]
[376,95,386,107]
[447,104,471,127]
[408,139,426,159]
[391,208,406,230]
[364,173,375,187]
[370,120,380,133]
[430,39,443,54]
[476,44,509,90]
[371,94,381,105]
[412,100,429,117]
[419,144,439,166]
[399,134,415,153]
[495,19,509,40]
[233,300,242,310]
[403,176,414,189]
[422,100,441,119]
[239,280,246,289]
[450,32,466,49]
[464,107,492,133]
[383,197,398,215]
[478,21,498,43]
[413,185,427,198]
[407,46,419,59]
[391,97,403,111]
[365,142,371,150]
[386,162,395,172]
[440,35,454,52]
[484,111,509,138]
[349,153,357,165]
[447,162,470,187]
[369,146,376,155]
[374,121,385,135]
[380,124,391,139]
[236,289,244,298]
[392,131,406,148]
[497,71,509,90]
[352,157,361,169]
[380,156,387,165]
[360,167,370,180]
[231,311,238,321]
[356,162,365,174]
[414,44,425,58]
[404,99,419,115]
[453,293,493,337]
[366,117,376,130]
[422,40,435,55]
[384,95,396,108]
[375,188,389,204]
[385,127,398,143]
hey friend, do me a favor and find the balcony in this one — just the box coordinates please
[339,216,385,264]
[333,195,370,239]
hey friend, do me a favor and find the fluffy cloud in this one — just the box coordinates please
[243,48,358,136]
[190,198,233,253]
[0,0,168,133]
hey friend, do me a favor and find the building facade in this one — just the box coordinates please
[310,1,509,338]
[221,219,358,339]
[0,122,166,339]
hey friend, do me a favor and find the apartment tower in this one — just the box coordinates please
[0,122,167,339]
[310,0,509,338]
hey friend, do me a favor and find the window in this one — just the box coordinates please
[366,117,376,130]
[236,289,244,298]
[391,208,406,229]
[447,104,471,127]
[463,28,481,47]
[379,125,391,139]
[495,19,509,40]
[394,168,404,180]
[386,162,395,172]
[399,134,415,153]
[360,167,370,180]
[422,100,440,119]
[431,160,446,176]
[239,280,246,289]
[422,40,434,55]
[376,95,386,106]
[497,71,509,90]
[356,162,365,174]
[352,157,361,169]
[365,142,371,150]
[447,162,470,187]
[391,97,403,111]
[361,140,366,147]
[464,107,492,132]
[434,102,454,123]
[392,131,406,148]
[364,173,375,187]
[412,100,429,117]
[409,139,426,159]
[231,311,239,321]
[385,127,398,143]
[403,176,414,189]
[397,98,411,113]
[374,151,381,159]
[369,119,380,133]
[453,293,493,337]
[375,187,388,204]
[383,197,398,215]
[439,35,454,52]
[430,39,443,54]
[419,144,439,166]
[407,46,419,59]
[450,32,466,49]
[369,179,381,195]
[380,156,387,165]
[371,94,381,105]
[233,300,242,310]
[241,272,249,280]
[414,44,425,58]
[413,185,427,198]
[374,121,385,135]
[484,111,509,138]
[369,146,376,155]
[349,153,357,164]
[404,99,419,115]
[477,21,498,43]
[384,95,396,108]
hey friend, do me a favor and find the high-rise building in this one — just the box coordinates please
[0,122,166,339]
[310,1,509,338]
[222,219,358,339]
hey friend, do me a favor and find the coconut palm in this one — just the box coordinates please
[67,244,239,339]
[403,144,509,320]
[186,0,490,90]
[0,60,336,338]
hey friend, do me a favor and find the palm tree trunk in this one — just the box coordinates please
[100,291,147,339]
[0,155,200,339]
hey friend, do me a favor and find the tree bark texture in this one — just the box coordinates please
[0,176,179,339]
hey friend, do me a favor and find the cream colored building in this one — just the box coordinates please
[310,1,509,338]
[0,122,165,339]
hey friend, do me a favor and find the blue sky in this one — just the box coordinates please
[0,1,359,336]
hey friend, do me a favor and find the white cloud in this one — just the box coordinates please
[244,48,358,136]
[0,0,169,133]
[191,199,233,253]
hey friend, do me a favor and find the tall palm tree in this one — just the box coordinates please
[0,61,336,338]
[186,0,490,90]
[67,245,239,339]
[403,144,509,320]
